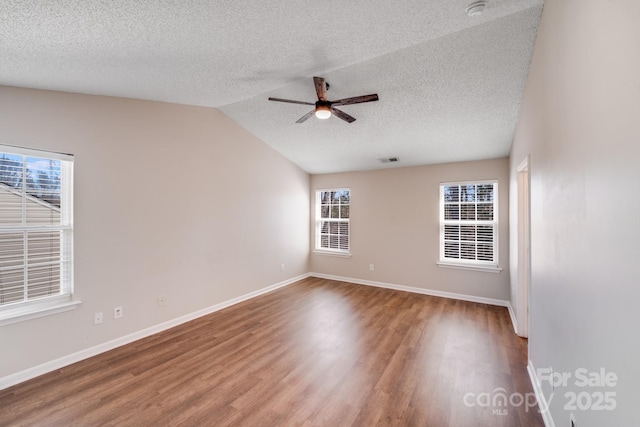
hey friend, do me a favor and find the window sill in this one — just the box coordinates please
[0,298,82,327]
[437,262,502,273]
[313,250,352,258]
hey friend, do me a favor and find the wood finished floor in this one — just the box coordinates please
[0,277,544,426]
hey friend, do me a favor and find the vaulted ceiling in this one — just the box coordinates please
[0,0,543,174]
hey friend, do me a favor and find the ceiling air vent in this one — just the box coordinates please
[379,157,399,163]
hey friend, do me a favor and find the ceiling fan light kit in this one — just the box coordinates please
[314,103,332,119]
[268,76,379,123]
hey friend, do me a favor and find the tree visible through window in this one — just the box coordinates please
[440,181,497,266]
[316,189,350,253]
[0,146,74,311]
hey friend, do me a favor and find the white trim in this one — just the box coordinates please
[0,298,81,327]
[516,156,531,338]
[312,250,352,258]
[314,188,351,253]
[0,273,309,391]
[517,156,530,173]
[439,180,499,267]
[507,302,518,335]
[436,262,502,273]
[0,143,73,161]
[0,147,75,319]
[528,360,556,427]
[314,186,350,193]
[310,272,509,307]
[439,179,498,186]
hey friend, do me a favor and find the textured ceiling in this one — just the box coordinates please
[0,0,543,174]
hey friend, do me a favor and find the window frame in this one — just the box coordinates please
[438,180,501,272]
[314,188,351,257]
[0,144,79,326]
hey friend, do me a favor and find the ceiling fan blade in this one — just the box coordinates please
[296,110,315,123]
[268,97,314,106]
[331,107,356,123]
[332,94,379,106]
[313,76,328,101]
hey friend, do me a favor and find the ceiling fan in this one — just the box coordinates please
[268,76,379,123]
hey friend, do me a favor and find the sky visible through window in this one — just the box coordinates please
[0,153,61,208]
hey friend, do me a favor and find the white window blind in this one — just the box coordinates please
[439,181,497,266]
[0,146,73,310]
[316,189,350,253]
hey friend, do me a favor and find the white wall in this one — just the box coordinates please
[311,158,510,302]
[0,87,310,380]
[509,0,640,425]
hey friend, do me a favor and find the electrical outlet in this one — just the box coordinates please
[94,312,103,325]
[280,263,285,271]
[158,295,166,307]
[369,264,374,271]
[114,306,123,319]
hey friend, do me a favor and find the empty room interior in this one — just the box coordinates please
[0,1,638,426]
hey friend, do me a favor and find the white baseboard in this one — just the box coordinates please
[527,360,556,427]
[0,273,309,391]
[1,272,511,391]
[507,302,519,335]
[309,273,510,307]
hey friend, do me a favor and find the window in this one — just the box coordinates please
[439,181,499,270]
[315,189,350,255]
[0,145,76,325]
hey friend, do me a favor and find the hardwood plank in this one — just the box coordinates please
[0,277,544,426]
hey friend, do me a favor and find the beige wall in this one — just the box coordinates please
[0,87,310,379]
[509,0,640,425]
[310,158,510,301]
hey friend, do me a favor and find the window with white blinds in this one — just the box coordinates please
[439,181,498,267]
[0,145,74,314]
[315,189,350,254]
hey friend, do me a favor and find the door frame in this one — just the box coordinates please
[516,156,531,338]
